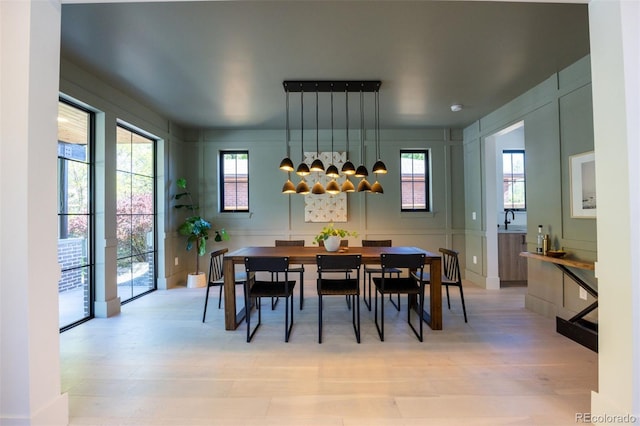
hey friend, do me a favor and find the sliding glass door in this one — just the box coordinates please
[57,99,94,330]
[116,125,157,303]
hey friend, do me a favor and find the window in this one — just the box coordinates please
[400,150,430,211]
[502,150,526,210]
[220,151,249,212]
[57,99,94,331]
[116,124,157,303]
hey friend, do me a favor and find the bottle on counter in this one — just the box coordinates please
[542,234,550,255]
[536,225,543,253]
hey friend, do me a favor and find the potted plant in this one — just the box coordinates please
[313,222,358,252]
[174,178,211,288]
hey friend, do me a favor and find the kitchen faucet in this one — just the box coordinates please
[504,209,515,230]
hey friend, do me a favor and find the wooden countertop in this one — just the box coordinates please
[519,251,595,270]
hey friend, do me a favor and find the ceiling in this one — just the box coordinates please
[60,1,590,130]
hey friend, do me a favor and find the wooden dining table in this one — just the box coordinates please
[222,245,443,331]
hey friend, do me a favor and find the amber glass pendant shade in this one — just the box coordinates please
[371,180,384,194]
[311,181,326,194]
[282,179,296,194]
[326,180,341,194]
[372,159,387,174]
[310,158,325,172]
[357,178,372,192]
[279,157,294,172]
[341,177,355,192]
[296,179,310,194]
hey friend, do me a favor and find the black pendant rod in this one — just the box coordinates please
[283,80,381,93]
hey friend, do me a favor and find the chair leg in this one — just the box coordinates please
[202,284,212,323]
[459,285,468,323]
[374,289,385,341]
[389,293,401,311]
[299,270,304,310]
[217,284,223,309]
[407,291,424,342]
[247,296,262,343]
[285,294,294,342]
[445,284,451,309]
[318,294,323,344]
[364,271,372,311]
[352,294,361,343]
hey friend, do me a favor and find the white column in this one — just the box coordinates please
[589,0,640,419]
[0,0,68,424]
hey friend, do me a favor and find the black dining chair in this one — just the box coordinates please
[275,240,305,310]
[361,239,401,311]
[202,248,247,323]
[414,248,468,323]
[373,253,426,342]
[244,256,296,342]
[316,254,362,344]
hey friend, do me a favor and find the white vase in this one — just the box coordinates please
[186,272,206,288]
[324,236,341,252]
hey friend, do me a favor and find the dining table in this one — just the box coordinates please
[222,245,443,331]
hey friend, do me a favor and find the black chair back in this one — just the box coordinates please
[208,248,228,283]
[380,253,425,270]
[440,248,461,283]
[245,256,289,273]
[317,254,361,273]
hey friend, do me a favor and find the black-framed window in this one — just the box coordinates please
[503,150,526,210]
[57,98,95,331]
[115,124,157,303]
[220,151,249,212]
[400,150,430,211]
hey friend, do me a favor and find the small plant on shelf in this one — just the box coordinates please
[313,222,358,245]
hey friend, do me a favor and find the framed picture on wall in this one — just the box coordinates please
[570,151,596,218]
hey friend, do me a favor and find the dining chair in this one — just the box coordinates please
[373,253,426,342]
[414,248,468,322]
[316,254,362,344]
[274,240,305,310]
[318,238,353,308]
[202,248,247,323]
[317,239,352,278]
[244,256,296,342]
[361,240,401,312]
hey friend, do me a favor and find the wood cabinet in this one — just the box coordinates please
[498,232,528,283]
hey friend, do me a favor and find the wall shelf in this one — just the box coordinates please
[520,251,597,352]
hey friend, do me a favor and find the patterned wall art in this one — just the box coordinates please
[304,151,348,222]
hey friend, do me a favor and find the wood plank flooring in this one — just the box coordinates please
[60,280,597,425]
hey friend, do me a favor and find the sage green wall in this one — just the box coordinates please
[463,55,597,320]
[196,128,466,262]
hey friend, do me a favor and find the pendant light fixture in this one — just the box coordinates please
[295,87,310,177]
[325,86,340,179]
[325,88,341,195]
[356,89,371,192]
[281,88,296,194]
[370,90,385,194]
[310,89,326,194]
[355,89,369,178]
[279,88,294,172]
[341,86,356,176]
[310,88,325,173]
[372,90,388,175]
[281,80,382,196]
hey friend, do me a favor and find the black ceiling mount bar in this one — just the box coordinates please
[283,80,381,93]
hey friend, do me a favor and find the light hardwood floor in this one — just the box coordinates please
[60,279,597,425]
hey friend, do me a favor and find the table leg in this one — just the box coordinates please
[425,258,442,330]
[223,257,244,330]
